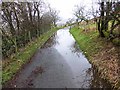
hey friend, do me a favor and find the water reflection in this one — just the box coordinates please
[70,42,82,57]
[42,28,111,88]
[41,34,59,48]
[70,41,111,88]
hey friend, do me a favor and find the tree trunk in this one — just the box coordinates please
[100,2,105,37]
[28,31,31,42]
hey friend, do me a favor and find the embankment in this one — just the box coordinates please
[2,28,59,85]
[70,26,120,89]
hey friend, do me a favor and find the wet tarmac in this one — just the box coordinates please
[5,28,111,88]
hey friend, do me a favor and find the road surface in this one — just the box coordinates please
[5,28,111,88]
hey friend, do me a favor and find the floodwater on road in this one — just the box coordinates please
[5,28,111,88]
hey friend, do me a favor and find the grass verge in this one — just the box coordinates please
[2,28,58,85]
[70,26,120,89]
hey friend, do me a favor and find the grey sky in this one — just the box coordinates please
[45,0,93,24]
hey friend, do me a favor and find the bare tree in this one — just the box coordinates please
[74,4,86,24]
[1,1,59,59]
[49,7,59,27]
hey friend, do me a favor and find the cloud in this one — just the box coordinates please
[46,0,93,23]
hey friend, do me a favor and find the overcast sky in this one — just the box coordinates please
[45,0,94,24]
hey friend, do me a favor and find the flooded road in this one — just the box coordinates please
[6,28,111,88]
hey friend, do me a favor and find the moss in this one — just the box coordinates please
[103,31,110,38]
[112,38,120,46]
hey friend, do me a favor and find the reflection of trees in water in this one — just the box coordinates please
[82,66,112,88]
[71,42,111,88]
[41,33,59,48]
[70,42,82,57]
[78,68,93,88]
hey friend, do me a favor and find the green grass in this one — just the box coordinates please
[70,26,104,59]
[2,28,58,84]
[70,25,120,89]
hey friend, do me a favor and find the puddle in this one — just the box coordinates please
[43,28,111,88]
[5,28,111,88]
